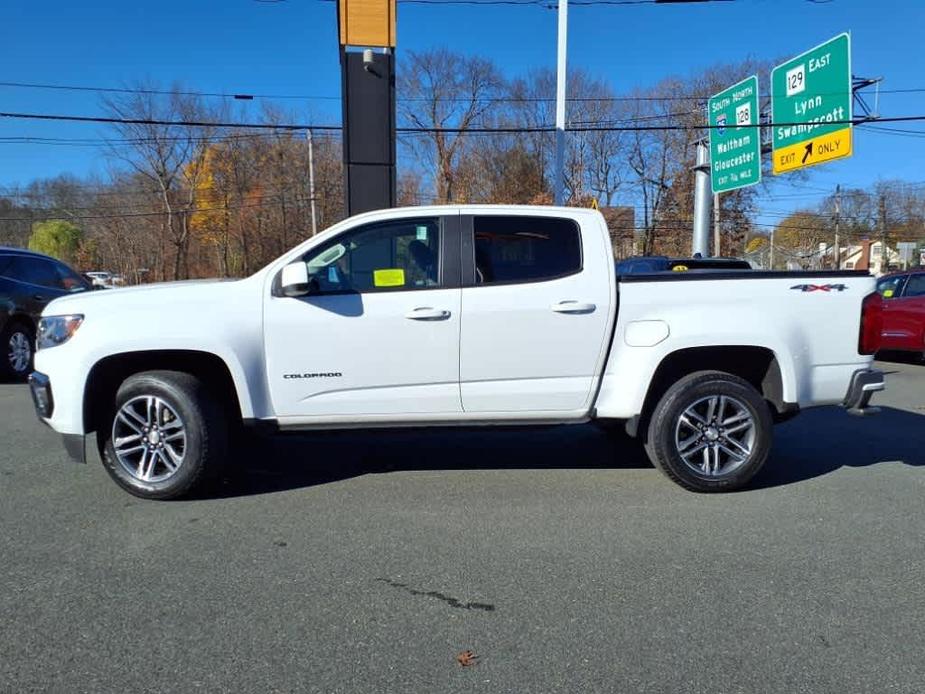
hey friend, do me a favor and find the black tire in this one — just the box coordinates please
[98,370,228,500]
[643,370,773,493]
[1,319,34,381]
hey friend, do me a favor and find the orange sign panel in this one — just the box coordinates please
[338,0,396,47]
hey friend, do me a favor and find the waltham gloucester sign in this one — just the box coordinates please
[771,33,853,174]
[708,75,761,194]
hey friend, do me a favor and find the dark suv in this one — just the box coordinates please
[0,247,92,380]
[615,255,753,275]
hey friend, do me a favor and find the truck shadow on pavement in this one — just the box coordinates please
[215,406,925,497]
[751,405,925,489]
[216,423,648,497]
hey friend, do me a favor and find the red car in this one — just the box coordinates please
[877,270,925,360]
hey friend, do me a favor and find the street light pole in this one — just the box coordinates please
[692,139,712,256]
[307,129,318,236]
[554,0,568,206]
[833,184,841,270]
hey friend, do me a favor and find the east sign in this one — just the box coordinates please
[771,33,853,174]
[709,75,761,194]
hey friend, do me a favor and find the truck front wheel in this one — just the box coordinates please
[98,370,228,500]
[644,371,772,493]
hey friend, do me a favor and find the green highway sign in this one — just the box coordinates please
[771,33,853,174]
[708,75,761,194]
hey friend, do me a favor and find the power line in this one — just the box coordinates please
[2,79,918,104]
[0,199,313,222]
[0,111,338,131]
[6,109,925,133]
[0,80,341,102]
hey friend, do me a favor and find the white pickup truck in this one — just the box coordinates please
[29,205,885,499]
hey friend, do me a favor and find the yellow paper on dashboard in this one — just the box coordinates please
[373,268,406,287]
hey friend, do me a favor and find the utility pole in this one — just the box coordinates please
[307,129,318,236]
[879,193,888,274]
[713,192,721,257]
[833,184,841,270]
[692,139,712,256]
[769,229,775,270]
[553,0,568,206]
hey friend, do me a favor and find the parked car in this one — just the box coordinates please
[0,247,92,379]
[616,255,753,274]
[29,206,883,499]
[877,270,925,360]
[84,271,124,288]
[84,271,113,288]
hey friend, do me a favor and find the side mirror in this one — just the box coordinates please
[281,261,311,297]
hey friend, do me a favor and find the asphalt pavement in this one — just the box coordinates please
[1,359,924,693]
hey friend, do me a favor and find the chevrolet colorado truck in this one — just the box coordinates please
[29,206,885,499]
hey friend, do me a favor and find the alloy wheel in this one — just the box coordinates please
[674,394,757,478]
[8,331,32,374]
[112,395,187,483]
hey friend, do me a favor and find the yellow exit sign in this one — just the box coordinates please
[772,126,852,174]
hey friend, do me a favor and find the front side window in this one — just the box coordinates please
[54,261,91,292]
[301,218,440,294]
[904,273,925,297]
[877,275,906,299]
[473,216,581,285]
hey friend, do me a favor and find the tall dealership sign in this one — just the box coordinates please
[338,0,397,215]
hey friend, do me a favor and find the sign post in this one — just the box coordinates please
[708,75,761,194]
[771,33,853,175]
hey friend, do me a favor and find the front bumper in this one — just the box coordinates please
[29,371,86,463]
[843,368,885,416]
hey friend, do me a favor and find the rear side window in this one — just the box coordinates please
[473,216,581,285]
[904,274,925,297]
[8,256,65,289]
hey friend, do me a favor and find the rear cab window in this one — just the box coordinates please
[473,216,582,285]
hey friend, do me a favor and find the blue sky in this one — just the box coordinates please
[2,0,923,220]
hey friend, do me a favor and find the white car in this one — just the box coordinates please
[29,206,885,499]
[84,271,114,288]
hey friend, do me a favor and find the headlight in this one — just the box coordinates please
[37,315,84,350]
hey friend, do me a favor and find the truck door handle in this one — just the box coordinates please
[405,307,451,321]
[551,301,596,314]
[33,294,45,301]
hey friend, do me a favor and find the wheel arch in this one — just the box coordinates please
[4,311,36,333]
[83,350,246,434]
[628,345,789,438]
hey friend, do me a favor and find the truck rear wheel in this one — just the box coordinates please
[644,371,772,493]
[98,370,228,500]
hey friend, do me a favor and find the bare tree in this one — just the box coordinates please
[398,49,504,202]
[102,84,219,279]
